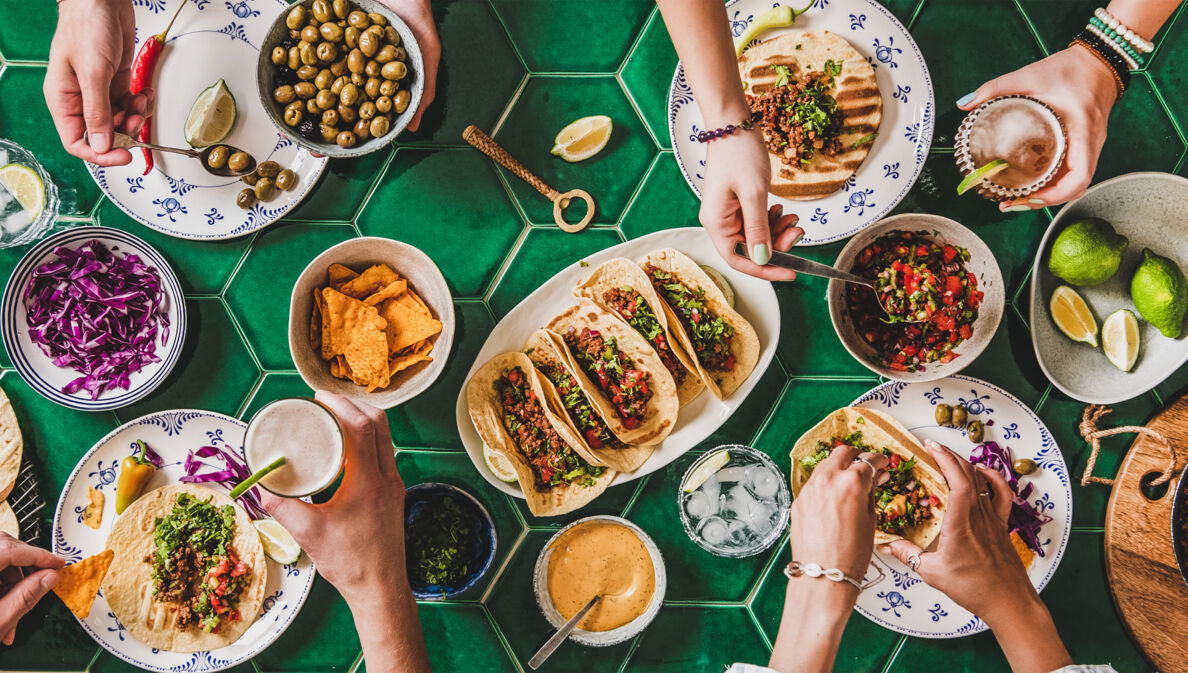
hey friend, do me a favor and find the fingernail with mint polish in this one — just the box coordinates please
[790,232,804,246]
[751,243,771,266]
[1002,204,1032,213]
[956,92,976,107]
[1028,198,1045,205]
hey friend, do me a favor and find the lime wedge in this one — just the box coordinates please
[1102,309,1140,372]
[956,159,1009,196]
[483,443,517,483]
[550,115,612,163]
[253,519,302,564]
[0,163,45,222]
[1049,285,1099,347]
[683,450,731,493]
[700,265,735,308]
[184,79,237,148]
[229,456,286,499]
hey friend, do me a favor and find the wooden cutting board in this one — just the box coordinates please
[1104,394,1188,673]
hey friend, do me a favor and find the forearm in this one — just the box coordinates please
[347,584,431,673]
[655,0,749,126]
[767,579,856,673]
[984,595,1072,673]
[1107,0,1180,39]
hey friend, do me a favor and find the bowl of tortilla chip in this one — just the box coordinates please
[290,237,454,409]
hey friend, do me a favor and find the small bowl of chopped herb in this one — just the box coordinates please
[404,482,497,600]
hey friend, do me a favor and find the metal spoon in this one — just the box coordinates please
[733,242,923,322]
[528,595,600,670]
[107,131,257,178]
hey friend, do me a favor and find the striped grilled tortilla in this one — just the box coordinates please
[739,31,882,200]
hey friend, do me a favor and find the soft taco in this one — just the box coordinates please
[739,31,882,199]
[525,330,654,472]
[102,484,268,653]
[790,407,948,549]
[573,258,704,406]
[546,301,680,447]
[0,385,23,500]
[467,352,615,516]
[638,249,760,399]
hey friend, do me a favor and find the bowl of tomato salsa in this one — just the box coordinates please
[827,214,1005,382]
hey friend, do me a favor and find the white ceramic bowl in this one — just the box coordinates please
[288,236,454,409]
[532,515,666,647]
[827,213,1005,382]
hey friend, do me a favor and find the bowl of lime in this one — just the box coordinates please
[0,139,58,249]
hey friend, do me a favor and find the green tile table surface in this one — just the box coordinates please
[1,0,1185,671]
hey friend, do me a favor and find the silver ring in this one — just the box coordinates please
[978,489,992,497]
[853,455,880,478]
[906,553,921,571]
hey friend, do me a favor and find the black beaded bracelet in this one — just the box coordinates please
[1072,29,1131,91]
[696,116,756,143]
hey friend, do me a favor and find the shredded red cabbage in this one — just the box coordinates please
[180,444,266,520]
[23,240,170,400]
[139,439,164,468]
[969,442,1052,556]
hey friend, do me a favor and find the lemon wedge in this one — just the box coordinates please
[683,450,731,493]
[185,79,237,148]
[1049,285,1099,347]
[483,443,517,483]
[0,163,45,222]
[550,115,612,163]
[1102,309,1139,372]
[957,159,1009,195]
[254,519,302,565]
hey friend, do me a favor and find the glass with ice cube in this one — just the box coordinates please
[0,139,58,249]
[677,445,790,558]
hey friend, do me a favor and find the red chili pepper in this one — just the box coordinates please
[129,0,188,175]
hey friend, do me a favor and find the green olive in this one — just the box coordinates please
[952,404,968,427]
[330,76,347,95]
[357,101,375,120]
[257,161,281,179]
[338,82,359,106]
[374,94,392,114]
[271,46,287,65]
[336,130,357,148]
[392,89,410,114]
[301,25,320,44]
[285,5,307,30]
[379,79,398,97]
[273,85,296,104]
[934,403,952,426]
[373,45,398,64]
[364,59,380,78]
[322,109,340,126]
[390,46,406,62]
[369,115,390,138]
[305,98,322,115]
[320,22,343,43]
[284,101,304,126]
[330,56,349,77]
[299,41,318,66]
[320,123,339,143]
[347,10,369,29]
[287,46,301,70]
[297,64,318,81]
[294,81,317,99]
[967,420,985,443]
[227,151,251,173]
[241,171,260,186]
[205,145,229,169]
[352,118,370,141]
[347,48,365,74]
[316,41,338,63]
[337,103,357,124]
[314,68,334,90]
[289,29,302,41]
[311,0,332,22]
[350,71,366,87]
[358,29,378,57]
[332,0,349,19]
[380,61,406,81]
[236,188,257,210]
[315,88,336,111]
[1013,458,1038,476]
[344,26,359,49]
[367,12,387,26]
[364,77,381,99]
[254,177,278,201]
[384,26,400,46]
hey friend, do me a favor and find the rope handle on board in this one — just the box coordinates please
[1078,404,1178,487]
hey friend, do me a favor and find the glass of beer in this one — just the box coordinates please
[244,397,345,498]
[954,95,1067,201]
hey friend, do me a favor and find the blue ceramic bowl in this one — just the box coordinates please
[404,482,497,600]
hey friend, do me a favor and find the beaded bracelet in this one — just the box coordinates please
[1087,18,1142,68]
[1071,39,1126,101]
[696,116,756,143]
[784,561,885,591]
[1071,30,1131,99]
[1095,7,1155,53]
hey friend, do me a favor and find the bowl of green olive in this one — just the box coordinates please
[257,0,424,157]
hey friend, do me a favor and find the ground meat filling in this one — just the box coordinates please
[563,327,653,429]
[535,360,625,452]
[644,266,736,372]
[601,287,687,387]
[746,64,844,169]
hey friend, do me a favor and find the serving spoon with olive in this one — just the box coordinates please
[106,131,258,177]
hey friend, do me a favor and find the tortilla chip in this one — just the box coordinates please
[390,340,434,375]
[311,288,325,354]
[328,263,360,290]
[53,550,114,619]
[378,298,442,354]
[362,279,408,307]
[345,326,391,391]
[1010,531,1036,569]
[322,288,387,355]
[338,264,401,300]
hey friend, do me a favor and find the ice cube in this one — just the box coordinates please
[0,188,29,235]
[700,474,721,505]
[684,491,716,520]
[728,519,754,544]
[744,465,780,500]
[724,484,758,519]
[697,516,729,546]
[715,466,748,484]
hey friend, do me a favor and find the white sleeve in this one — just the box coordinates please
[1049,666,1119,673]
[724,665,780,673]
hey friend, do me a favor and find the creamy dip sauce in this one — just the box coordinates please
[546,521,655,632]
[244,398,344,497]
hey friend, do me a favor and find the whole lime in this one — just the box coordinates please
[1047,218,1129,286]
[1131,248,1188,339]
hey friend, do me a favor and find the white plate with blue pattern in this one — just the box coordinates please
[848,375,1071,638]
[1,226,186,411]
[52,409,315,672]
[88,0,326,240]
[667,0,934,246]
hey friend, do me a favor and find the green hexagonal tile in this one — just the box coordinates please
[485,528,636,672]
[751,542,902,672]
[94,198,253,296]
[774,278,874,377]
[958,310,1049,410]
[704,361,789,449]
[487,227,624,317]
[114,298,260,421]
[356,149,523,297]
[0,599,97,670]
[397,0,525,146]
[1018,0,1175,56]
[489,0,651,73]
[240,373,315,420]
[395,450,522,598]
[910,1,1045,146]
[224,222,355,370]
[620,155,700,240]
[0,0,55,62]
[289,150,393,222]
[494,76,656,225]
[752,379,882,475]
[620,11,677,149]
[1094,74,1184,182]
[1149,11,1188,124]
[884,628,1008,672]
[622,452,781,602]
[1155,364,1188,402]
[0,65,102,215]
[624,606,768,671]
[388,301,493,448]
[515,476,640,530]
[877,0,924,24]
[252,576,360,672]
[356,603,516,672]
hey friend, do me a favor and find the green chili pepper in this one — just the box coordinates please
[115,440,157,515]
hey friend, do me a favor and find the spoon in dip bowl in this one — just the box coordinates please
[528,595,601,670]
[105,131,258,178]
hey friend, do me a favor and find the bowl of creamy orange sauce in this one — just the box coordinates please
[533,515,666,646]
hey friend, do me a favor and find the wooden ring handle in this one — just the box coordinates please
[553,189,595,233]
[462,125,559,200]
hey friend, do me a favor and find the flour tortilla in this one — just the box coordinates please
[0,386,23,501]
[467,352,615,517]
[739,31,882,199]
[638,249,760,399]
[101,484,268,653]
[546,301,680,447]
[790,407,947,549]
[573,258,704,406]
[0,502,17,539]
[525,330,654,472]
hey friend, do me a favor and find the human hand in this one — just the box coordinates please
[0,533,65,646]
[700,130,804,282]
[261,392,407,603]
[958,45,1118,212]
[378,0,439,132]
[45,0,149,166]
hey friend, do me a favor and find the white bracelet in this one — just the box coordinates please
[784,561,885,591]
[1095,7,1155,53]
[1086,23,1140,69]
